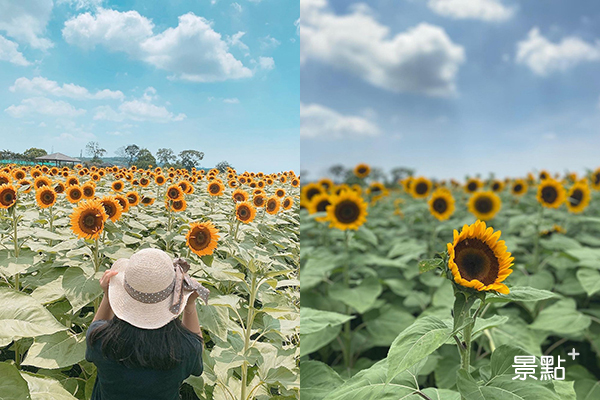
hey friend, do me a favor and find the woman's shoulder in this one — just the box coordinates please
[86,320,108,342]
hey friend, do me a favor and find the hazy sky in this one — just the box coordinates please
[301,0,600,180]
[0,0,299,173]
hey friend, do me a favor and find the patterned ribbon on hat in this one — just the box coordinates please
[123,258,210,314]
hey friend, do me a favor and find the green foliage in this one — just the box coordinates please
[23,148,48,160]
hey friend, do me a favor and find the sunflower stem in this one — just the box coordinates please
[93,237,100,273]
[233,220,241,241]
[11,205,19,258]
[342,230,352,374]
[532,206,543,271]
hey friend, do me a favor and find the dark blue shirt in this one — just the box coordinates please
[85,320,203,400]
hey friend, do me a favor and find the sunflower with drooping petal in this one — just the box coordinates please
[566,181,591,214]
[166,184,184,201]
[0,184,17,209]
[326,190,368,231]
[354,163,370,178]
[70,199,108,240]
[266,196,280,215]
[207,180,225,196]
[186,221,220,257]
[411,177,432,199]
[468,191,501,221]
[34,176,52,189]
[141,196,155,206]
[167,199,187,212]
[232,189,249,202]
[282,197,293,210]
[126,191,141,206]
[66,186,83,203]
[18,179,33,193]
[66,176,80,187]
[36,187,57,209]
[99,196,123,222]
[236,201,257,224]
[510,179,528,196]
[447,220,514,294]
[428,188,455,221]
[54,182,65,194]
[537,178,565,209]
[114,194,130,213]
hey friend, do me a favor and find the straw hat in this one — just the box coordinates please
[108,248,209,329]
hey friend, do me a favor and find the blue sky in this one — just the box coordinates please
[301,0,600,180]
[0,0,299,173]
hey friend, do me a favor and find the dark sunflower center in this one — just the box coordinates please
[467,182,477,191]
[569,189,583,206]
[284,199,291,207]
[104,204,115,217]
[210,184,220,194]
[173,201,184,210]
[432,198,447,213]
[239,207,249,218]
[235,194,245,201]
[169,189,179,198]
[71,190,82,199]
[513,184,522,193]
[371,186,382,194]
[84,188,93,196]
[335,200,360,224]
[2,191,15,203]
[267,200,277,211]
[415,182,428,195]
[128,195,136,203]
[42,192,54,204]
[316,200,330,212]
[541,186,558,204]
[83,214,97,228]
[492,183,500,191]
[192,229,210,249]
[358,167,366,174]
[255,197,264,206]
[475,196,493,214]
[306,188,320,201]
[453,238,499,285]
[277,190,284,196]
[594,173,600,185]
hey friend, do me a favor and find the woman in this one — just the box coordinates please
[86,248,210,400]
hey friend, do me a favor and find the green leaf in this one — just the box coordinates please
[364,304,416,347]
[21,372,78,400]
[300,308,354,335]
[419,258,444,274]
[355,227,378,246]
[487,286,558,303]
[530,299,591,335]
[300,325,341,357]
[197,304,229,342]
[552,380,576,400]
[576,268,600,297]
[0,288,67,346]
[472,315,509,337]
[574,379,600,400]
[22,331,86,369]
[329,276,382,314]
[300,360,344,400]
[0,362,31,400]
[61,267,103,314]
[386,316,452,382]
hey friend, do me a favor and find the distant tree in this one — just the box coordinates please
[122,144,140,167]
[390,167,414,184]
[134,148,156,169]
[179,150,204,171]
[328,164,346,182]
[24,147,48,160]
[156,148,178,167]
[369,167,386,183]
[85,141,106,164]
[215,161,233,173]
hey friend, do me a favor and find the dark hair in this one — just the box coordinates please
[88,316,203,370]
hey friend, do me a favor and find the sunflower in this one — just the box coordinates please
[167,199,187,212]
[114,195,130,213]
[66,186,84,203]
[308,193,330,221]
[275,188,286,198]
[139,177,150,188]
[54,182,66,194]
[100,196,123,222]
[536,178,565,209]
[0,184,17,209]
[282,197,294,210]
[464,178,482,194]
[155,175,166,186]
[70,199,108,240]
[591,168,600,190]
[326,191,368,230]
[141,197,155,206]
[291,178,300,187]
[411,177,432,199]
[186,221,220,257]
[468,191,501,221]
[566,181,591,214]
[126,191,141,206]
[354,163,370,178]
[82,183,95,199]
[235,201,256,224]
[34,176,52,189]
[511,179,528,196]
[66,176,80,187]
[490,180,504,193]
[207,180,225,196]
[447,220,514,294]
[232,189,249,202]
[166,184,184,201]
[18,179,33,193]
[266,196,281,215]
[301,183,324,204]
[12,169,25,180]
[36,187,57,209]
[428,189,455,221]
[539,170,550,181]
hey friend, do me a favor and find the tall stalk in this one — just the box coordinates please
[532,206,544,271]
[241,271,258,400]
[342,230,352,373]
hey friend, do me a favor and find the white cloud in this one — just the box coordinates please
[57,0,103,10]
[231,3,243,13]
[223,98,240,104]
[10,77,124,100]
[301,102,380,139]
[63,9,253,82]
[258,56,275,70]
[0,35,31,66]
[0,0,54,50]
[93,93,186,123]
[427,0,515,22]
[260,35,280,49]
[301,0,465,96]
[228,31,249,52]
[516,28,600,75]
[5,97,87,118]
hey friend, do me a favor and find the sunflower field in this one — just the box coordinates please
[0,163,300,400]
[300,164,600,400]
